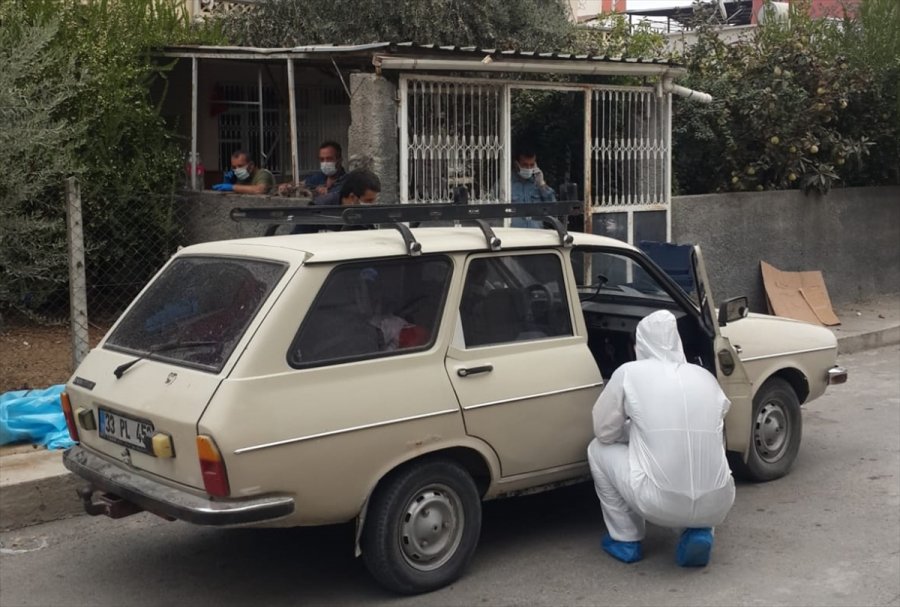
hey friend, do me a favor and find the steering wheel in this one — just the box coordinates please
[525,283,552,306]
[578,273,609,302]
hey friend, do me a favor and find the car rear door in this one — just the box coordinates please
[65,254,290,491]
[444,251,603,478]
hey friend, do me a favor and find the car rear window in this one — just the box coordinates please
[106,256,287,373]
[288,256,452,368]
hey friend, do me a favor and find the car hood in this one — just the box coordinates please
[721,313,837,362]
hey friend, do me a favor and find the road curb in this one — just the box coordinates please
[837,325,900,355]
[0,450,83,532]
[1,323,898,533]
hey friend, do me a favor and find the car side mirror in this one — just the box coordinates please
[718,296,749,327]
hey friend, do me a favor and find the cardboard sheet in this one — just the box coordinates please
[760,261,841,326]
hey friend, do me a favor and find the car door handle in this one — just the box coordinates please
[457,365,493,377]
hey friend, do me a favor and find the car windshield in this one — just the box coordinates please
[571,248,675,303]
[105,256,287,373]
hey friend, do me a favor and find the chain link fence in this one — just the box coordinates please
[1,178,184,389]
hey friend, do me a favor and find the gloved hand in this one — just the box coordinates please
[223,170,236,184]
[533,167,546,188]
[212,183,234,192]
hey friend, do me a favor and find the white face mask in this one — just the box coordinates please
[320,162,337,176]
[518,166,535,180]
[234,166,250,180]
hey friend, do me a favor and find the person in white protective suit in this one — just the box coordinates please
[587,310,735,567]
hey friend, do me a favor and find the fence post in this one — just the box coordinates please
[65,177,89,369]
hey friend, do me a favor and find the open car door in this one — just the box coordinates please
[691,246,754,459]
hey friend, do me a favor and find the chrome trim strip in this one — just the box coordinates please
[234,408,460,454]
[462,382,604,411]
[740,345,836,363]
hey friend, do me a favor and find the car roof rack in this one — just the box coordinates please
[230,201,582,255]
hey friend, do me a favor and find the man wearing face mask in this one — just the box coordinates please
[290,170,380,234]
[304,141,347,205]
[212,150,275,194]
[510,146,556,228]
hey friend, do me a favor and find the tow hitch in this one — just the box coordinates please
[77,486,145,519]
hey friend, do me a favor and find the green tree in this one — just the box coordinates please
[218,0,575,50]
[0,0,222,320]
[0,19,86,316]
[673,0,898,195]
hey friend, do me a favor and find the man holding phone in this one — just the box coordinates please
[510,146,556,228]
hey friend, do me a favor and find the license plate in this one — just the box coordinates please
[98,408,155,454]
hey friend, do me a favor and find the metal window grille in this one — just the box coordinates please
[401,78,506,204]
[217,83,283,173]
[399,75,672,241]
[295,87,350,173]
[591,87,669,208]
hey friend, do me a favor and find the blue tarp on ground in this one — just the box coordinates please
[0,385,74,450]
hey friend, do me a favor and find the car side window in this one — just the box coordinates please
[289,256,452,367]
[459,254,573,348]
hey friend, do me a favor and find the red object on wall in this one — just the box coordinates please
[209,84,227,118]
[601,0,627,13]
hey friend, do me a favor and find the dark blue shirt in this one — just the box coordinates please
[305,168,347,206]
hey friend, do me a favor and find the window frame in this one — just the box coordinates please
[457,250,576,350]
[286,254,455,370]
[104,254,289,375]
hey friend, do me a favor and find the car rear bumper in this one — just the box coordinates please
[63,445,294,526]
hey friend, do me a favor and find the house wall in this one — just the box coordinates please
[671,186,900,312]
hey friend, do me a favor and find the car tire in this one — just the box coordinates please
[729,377,802,482]
[361,458,482,595]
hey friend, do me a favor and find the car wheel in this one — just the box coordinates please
[729,377,802,482]
[362,459,482,595]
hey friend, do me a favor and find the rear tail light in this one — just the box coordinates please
[196,435,229,497]
[60,392,79,443]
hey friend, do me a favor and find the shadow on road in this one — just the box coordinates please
[103,482,602,603]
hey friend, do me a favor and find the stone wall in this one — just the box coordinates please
[347,73,399,203]
[671,186,900,311]
[177,191,312,243]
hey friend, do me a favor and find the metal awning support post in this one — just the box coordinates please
[257,67,265,167]
[191,57,198,190]
[500,85,511,204]
[583,88,593,234]
[666,92,673,241]
[399,76,409,203]
[287,58,299,185]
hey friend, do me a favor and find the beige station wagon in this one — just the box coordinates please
[61,203,847,594]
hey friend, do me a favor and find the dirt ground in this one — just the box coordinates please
[0,323,106,392]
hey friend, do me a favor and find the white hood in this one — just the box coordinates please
[635,310,686,364]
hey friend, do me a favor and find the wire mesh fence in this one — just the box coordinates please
[1,178,184,388]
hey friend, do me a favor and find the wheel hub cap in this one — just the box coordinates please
[755,401,789,463]
[399,485,463,571]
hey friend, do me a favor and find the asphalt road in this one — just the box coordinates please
[1,345,898,607]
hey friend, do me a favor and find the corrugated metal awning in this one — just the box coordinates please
[159,41,681,70]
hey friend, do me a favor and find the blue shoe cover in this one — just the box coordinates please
[601,533,643,563]
[676,528,713,567]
